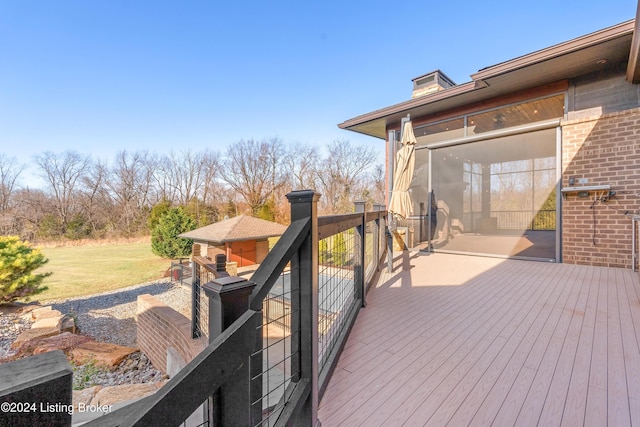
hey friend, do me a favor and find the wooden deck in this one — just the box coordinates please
[318,252,640,426]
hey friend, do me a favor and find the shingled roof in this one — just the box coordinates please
[178,215,287,244]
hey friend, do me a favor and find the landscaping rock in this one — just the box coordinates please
[10,326,60,350]
[13,302,40,318]
[31,315,62,330]
[34,307,62,321]
[61,315,76,334]
[19,305,47,320]
[72,385,102,410]
[32,332,93,355]
[70,341,139,368]
[90,381,166,407]
[72,351,167,389]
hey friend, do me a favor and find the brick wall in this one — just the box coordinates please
[136,294,206,374]
[561,107,640,268]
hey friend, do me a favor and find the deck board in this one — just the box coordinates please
[421,263,554,427]
[318,253,640,427]
[450,262,568,427]
[561,265,600,427]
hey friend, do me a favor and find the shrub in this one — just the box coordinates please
[151,207,195,258]
[0,236,51,303]
[65,214,91,240]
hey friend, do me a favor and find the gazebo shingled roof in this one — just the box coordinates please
[178,215,287,244]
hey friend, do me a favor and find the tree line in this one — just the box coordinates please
[0,138,384,242]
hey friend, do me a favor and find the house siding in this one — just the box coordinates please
[570,68,640,119]
[205,243,225,259]
[561,106,640,268]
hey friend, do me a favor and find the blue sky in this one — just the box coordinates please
[0,0,636,186]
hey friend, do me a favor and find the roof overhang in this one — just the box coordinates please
[627,1,640,82]
[339,19,636,139]
[184,235,275,245]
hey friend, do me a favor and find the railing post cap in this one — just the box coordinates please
[203,276,255,295]
[286,190,320,203]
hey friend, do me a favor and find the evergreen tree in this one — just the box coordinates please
[332,232,347,267]
[319,239,328,264]
[148,199,172,232]
[151,207,195,258]
[257,199,276,222]
[0,236,51,303]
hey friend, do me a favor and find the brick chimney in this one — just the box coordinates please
[411,70,456,98]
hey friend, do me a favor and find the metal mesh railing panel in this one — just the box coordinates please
[318,230,356,370]
[252,271,298,427]
[192,262,213,339]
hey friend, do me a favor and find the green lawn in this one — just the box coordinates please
[33,242,170,302]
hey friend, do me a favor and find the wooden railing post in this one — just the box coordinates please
[354,200,366,307]
[286,190,320,427]
[0,351,72,427]
[203,276,258,425]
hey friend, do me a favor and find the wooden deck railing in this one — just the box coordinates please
[0,191,388,426]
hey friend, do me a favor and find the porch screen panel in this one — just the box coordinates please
[409,147,430,221]
[430,128,557,260]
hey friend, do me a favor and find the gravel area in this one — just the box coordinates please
[1,279,192,388]
[0,308,33,359]
[46,279,192,347]
[72,351,167,389]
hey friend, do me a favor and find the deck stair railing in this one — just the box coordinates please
[0,190,388,427]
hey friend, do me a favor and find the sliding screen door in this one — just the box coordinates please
[430,128,557,260]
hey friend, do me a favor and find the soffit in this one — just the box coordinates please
[340,21,634,140]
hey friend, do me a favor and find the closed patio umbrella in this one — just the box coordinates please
[388,121,416,219]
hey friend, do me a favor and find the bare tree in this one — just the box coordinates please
[166,149,211,205]
[357,163,386,208]
[316,140,377,214]
[11,188,56,241]
[0,154,25,212]
[283,142,319,192]
[33,151,91,233]
[79,159,110,235]
[152,154,179,204]
[199,152,226,223]
[107,150,156,235]
[219,138,285,216]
